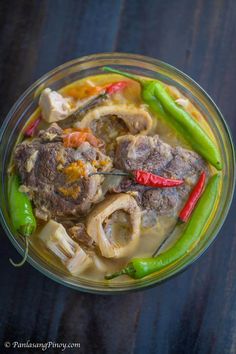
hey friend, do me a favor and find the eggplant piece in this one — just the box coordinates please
[86,193,141,258]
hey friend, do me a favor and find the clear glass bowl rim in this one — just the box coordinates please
[0,52,235,294]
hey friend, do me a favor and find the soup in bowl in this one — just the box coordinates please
[0,54,234,293]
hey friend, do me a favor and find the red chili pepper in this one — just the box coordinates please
[89,169,184,188]
[133,170,184,187]
[179,171,206,222]
[105,81,128,95]
[152,170,206,257]
[24,117,41,137]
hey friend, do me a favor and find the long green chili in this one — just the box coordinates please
[8,174,36,267]
[105,174,220,280]
[103,66,222,170]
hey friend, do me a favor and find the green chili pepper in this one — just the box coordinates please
[105,174,220,280]
[103,67,222,170]
[142,81,189,142]
[8,174,36,267]
[153,82,222,170]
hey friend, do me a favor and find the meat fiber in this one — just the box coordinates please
[14,124,112,219]
[114,134,208,216]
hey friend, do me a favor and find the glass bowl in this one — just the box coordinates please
[0,53,235,294]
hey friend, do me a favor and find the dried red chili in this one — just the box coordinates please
[133,170,184,188]
[90,170,184,188]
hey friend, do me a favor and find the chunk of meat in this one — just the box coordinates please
[14,124,112,219]
[162,146,207,183]
[68,223,95,250]
[114,134,209,216]
[38,122,63,141]
[115,135,174,172]
[142,189,180,216]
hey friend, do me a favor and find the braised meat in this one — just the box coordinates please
[14,124,112,219]
[114,134,208,216]
[67,223,95,250]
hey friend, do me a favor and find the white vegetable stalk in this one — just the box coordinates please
[39,220,92,274]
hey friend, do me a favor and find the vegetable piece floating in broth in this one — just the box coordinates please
[8,175,36,266]
[39,220,92,274]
